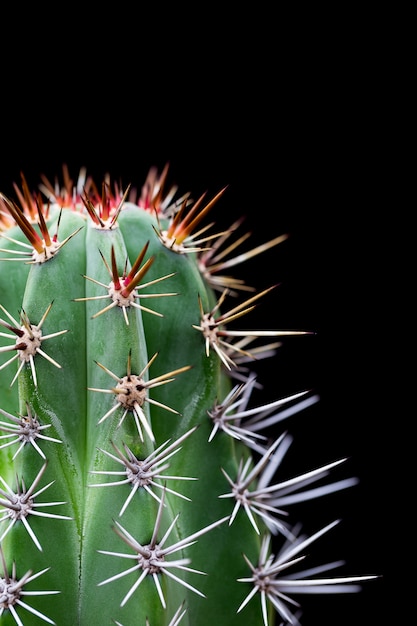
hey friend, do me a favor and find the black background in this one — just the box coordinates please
[1,12,387,625]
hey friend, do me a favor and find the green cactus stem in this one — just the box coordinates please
[0,167,377,626]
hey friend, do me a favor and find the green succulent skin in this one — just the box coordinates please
[0,192,266,626]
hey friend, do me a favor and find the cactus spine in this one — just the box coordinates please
[0,167,376,625]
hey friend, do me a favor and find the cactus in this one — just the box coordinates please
[0,165,377,626]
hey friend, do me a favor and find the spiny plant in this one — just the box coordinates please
[0,165,377,625]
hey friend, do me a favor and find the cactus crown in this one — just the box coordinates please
[0,165,377,625]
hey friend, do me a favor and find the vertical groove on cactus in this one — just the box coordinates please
[0,167,377,626]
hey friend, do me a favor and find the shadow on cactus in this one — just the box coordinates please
[0,166,378,625]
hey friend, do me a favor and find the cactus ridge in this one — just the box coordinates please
[0,166,377,625]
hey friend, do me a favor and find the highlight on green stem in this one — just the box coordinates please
[0,166,378,625]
